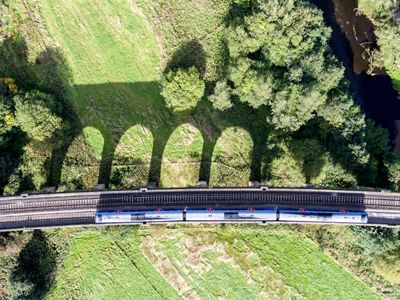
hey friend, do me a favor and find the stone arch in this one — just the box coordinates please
[58,126,104,191]
[210,127,254,187]
[160,123,204,187]
[109,125,154,188]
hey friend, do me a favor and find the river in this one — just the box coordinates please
[310,0,400,151]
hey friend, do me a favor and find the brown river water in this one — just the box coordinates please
[331,0,377,74]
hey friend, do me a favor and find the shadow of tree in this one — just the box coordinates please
[10,230,57,299]
[164,39,206,74]
[288,137,326,183]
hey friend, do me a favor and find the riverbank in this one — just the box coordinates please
[357,0,400,95]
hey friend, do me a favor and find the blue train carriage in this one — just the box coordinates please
[185,208,277,222]
[278,209,368,224]
[95,209,184,223]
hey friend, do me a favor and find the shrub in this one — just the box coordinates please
[161,66,205,112]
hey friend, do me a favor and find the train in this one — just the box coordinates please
[95,208,368,224]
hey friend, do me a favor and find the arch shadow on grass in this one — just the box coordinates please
[54,81,269,188]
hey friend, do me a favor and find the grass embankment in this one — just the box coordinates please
[46,226,379,299]
[47,229,179,300]
[4,225,400,299]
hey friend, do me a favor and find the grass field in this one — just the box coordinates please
[43,225,379,299]
[3,225,400,299]
[39,0,169,185]
[146,226,380,299]
[47,228,179,299]
[136,0,231,80]
[160,123,203,187]
[210,127,253,187]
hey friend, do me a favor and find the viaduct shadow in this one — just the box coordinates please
[50,81,269,188]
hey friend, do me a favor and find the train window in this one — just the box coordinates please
[224,212,239,219]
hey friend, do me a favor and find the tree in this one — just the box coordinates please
[269,142,306,187]
[13,91,62,143]
[385,153,400,191]
[312,156,357,188]
[0,95,14,145]
[224,0,344,131]
[232,70,274,108]
[270,84,325,131]
[289,138,325,181]
[17,145,50,190]
[208,80,233,111]
[161,66,205,112]
[365,120,390,158]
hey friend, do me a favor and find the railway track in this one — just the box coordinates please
[0,187,400,230]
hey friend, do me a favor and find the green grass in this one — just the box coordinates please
[110,125,154,188]
[138,226,378,299]
[40,0,164,133]
[197,263,259,299]
[82,127,104,161]
[375,259,400,285]
[388,69,400,98]
[136,0,231,80]
[374,246,400,285]
[210,127,253,187]
[141,226,378,299]
[161,123,203,187]
[241,229,378,300]
[39,0,172,187]
[47,229,180,300]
